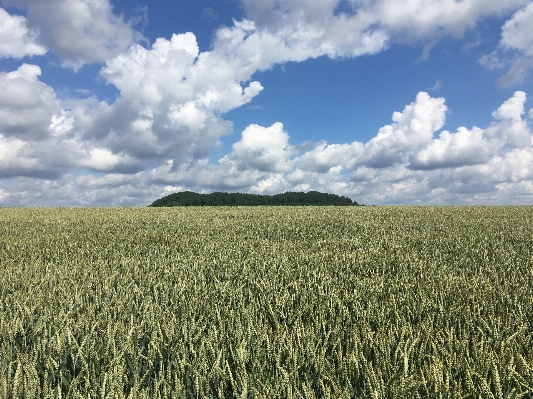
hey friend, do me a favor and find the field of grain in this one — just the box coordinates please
[1,206,532,398]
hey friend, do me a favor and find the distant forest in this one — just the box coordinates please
[150,191,359,206]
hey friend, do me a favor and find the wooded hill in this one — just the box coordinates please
[149,191,359,206]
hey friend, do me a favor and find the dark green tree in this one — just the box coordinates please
[149,191,359,207]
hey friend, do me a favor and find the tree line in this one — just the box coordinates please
[149,191,359,206]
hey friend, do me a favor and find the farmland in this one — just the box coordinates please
[0,206,532,398]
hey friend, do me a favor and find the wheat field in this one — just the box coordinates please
[1,206,532,398]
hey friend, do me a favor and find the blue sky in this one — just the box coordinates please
[1,0,533,205]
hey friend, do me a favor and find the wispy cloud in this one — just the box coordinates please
[480,2,533,86]
[429,79,442,91]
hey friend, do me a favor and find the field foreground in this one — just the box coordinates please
[0,206,532,398]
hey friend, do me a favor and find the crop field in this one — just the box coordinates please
[0,206,532,398]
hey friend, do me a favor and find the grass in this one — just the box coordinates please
[1,206,532,398]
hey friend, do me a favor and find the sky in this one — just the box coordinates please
[1,0,533,206]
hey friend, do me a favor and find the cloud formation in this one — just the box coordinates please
[0,8,46,58]
[2,0,138,68]
[501,1,533,56]
[2,82,531,205]
[478,1,533,86]
[0,64,135,178]
[0,64,59,140]
[243,0,529,52]
[221,123,295,173]
[84,31,264,166]
[1,0,532,206]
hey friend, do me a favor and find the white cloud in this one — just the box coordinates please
[0,135,32,177]
[2,2,533,205]
[484,91,531,149]
[243,0,529,54]
[78,148,135,172]
[492,91,526,120]
[373,0,529,39]
[251,173,285,193]
[3,0,138,68]
[3,89,532,205]
[500,1,533,56]
[147,160,266,193]
[208,14,389,70]
[0,64,61,140]
[244,0,530,88]
[479,2,533,86]
[168,102,207,132]
[409,127,495,170]
[0,64,140,178]
[494,149,533,182]
[295,141,364,172]
[155,90,533,205]
[221,123,296,172]
[0,172,157,206]
[462,39,483,52]
[0,8,46,58]
[496,180,533,199]
[90,31,264,165]
[361,92,447,168]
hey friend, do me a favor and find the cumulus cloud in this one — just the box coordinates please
[295,141,364,173]
[2,24,273,182]
[0,64,62,141]
[409,127,494,170]
[492,91,527,120]
[406,91,531,173]
[173,90,532,205]
[2,2,533,205]
[0,8,46,58]
[362,92,447,168]
[376,0,528,39]
[243,0,529,54]
[3,0,138,68]
[221,123,295,172]
[3,89,531,206]
[88,31,264,165]
[240,0,531,85]
[484,91,531,150]
[78,148,135,172]
[0,64,140,178]
[0,173,157,206]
